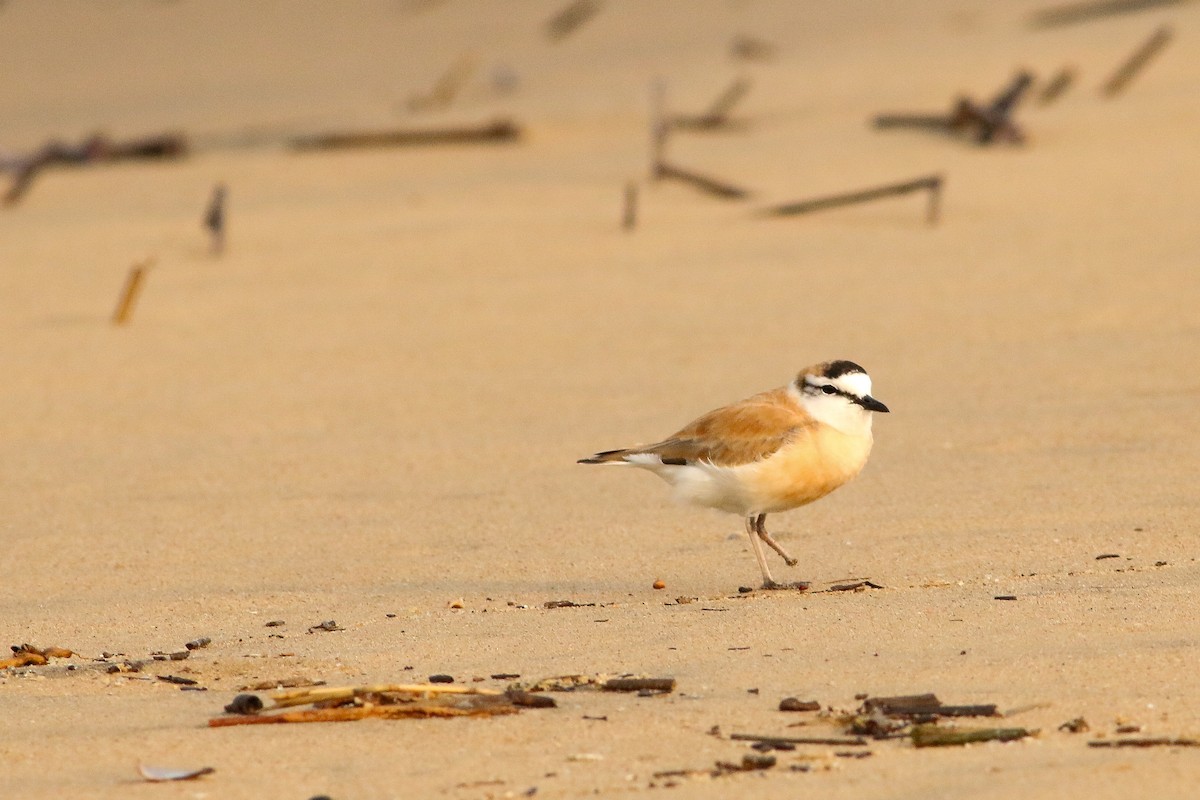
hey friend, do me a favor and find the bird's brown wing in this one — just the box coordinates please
[626,387,816,468]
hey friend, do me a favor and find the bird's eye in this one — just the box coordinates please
[821,385,838,395]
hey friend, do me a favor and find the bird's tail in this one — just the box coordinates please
[577,448,632,464]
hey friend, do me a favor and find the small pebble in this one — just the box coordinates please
[429,674,454,684]
[224,694,264,715]
[185,637,211,650]
[652,579,666,590]
[264,620,285,627]
[779,697,821,712]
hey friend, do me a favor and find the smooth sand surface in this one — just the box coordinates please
[2,1,1199,797]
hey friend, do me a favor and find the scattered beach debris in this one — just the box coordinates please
[2,131,186,206]
[1037,67,1076,105]
[911,724,1034,747]
[289,119,520,151]
[779,698,821,712]
[239,677,325,691]
[874,71,1032,145]
[827,580,885,592]
[137,764,215,783]
[1059,717,1091,733]
[407,53,478,112]
[1029,0,1188,28]
[210,682,552,727]
[1,644,75,669]
[670,77,753,131]
[111,260,153,326]
[761,174,942,225]
[545,0,602,42]
[861,693,999,719]
[544,599,596,609]
[1102,25,1172,97]
[511,674,676,694]
[203,184,226,255]
[307,620,343,633]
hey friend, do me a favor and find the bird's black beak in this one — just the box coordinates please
[860,396,890,413]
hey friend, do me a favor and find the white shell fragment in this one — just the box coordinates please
[137,763,215,782]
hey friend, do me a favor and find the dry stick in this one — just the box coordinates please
[546,0,602,41]
[204,184,226,256]
[1102,25,1173,97]
[1088,737,1200,748]
[654,161,750,200]
[112,261,152,326]
[649,79,669,176]
[1030,0,1189,28]
[731,733,869,747]
[289,119,519,151]
[603,677,675,692]
[672,77,752,130]
[1038,67,1077,105]
[408,53,478,112]
[622,181,638,230]
[762,174,942,225]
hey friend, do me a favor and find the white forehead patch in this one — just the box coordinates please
[829,371,872,398]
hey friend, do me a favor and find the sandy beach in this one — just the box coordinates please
[2,1,1199,797]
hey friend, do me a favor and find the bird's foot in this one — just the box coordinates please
[783,557,799,567]
[760,579,810,591]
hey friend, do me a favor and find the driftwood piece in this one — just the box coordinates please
[912,724,1033,747]
[731,733,868,747]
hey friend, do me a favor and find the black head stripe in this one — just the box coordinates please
[822,360,866,379]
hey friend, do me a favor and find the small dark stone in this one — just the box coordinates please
[185,637,211,650]
[169,651,190,661]
[779,697,821,712]
[994,595,1018,601]
[264,620,285,627]
[224,693,264,715]
[741,753,776,770]
[429,673,454,684]
[737,586,753,594]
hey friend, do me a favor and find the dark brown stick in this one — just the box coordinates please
[1038,67,1076,105]
[112,261,152,326]
[1102,25,1172,97]
[622,181,638,230]
[603,677,675,693]
[731,733,868,747]
[289,119,519,151]
[1030,0,1188,28]
[762,174,942,225]
[654,161,750,200]
[204,184,226,255]
[862,694,941,711]
[545,0,602,41]
[672,78,752,131]
[1088,737,1200,748]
